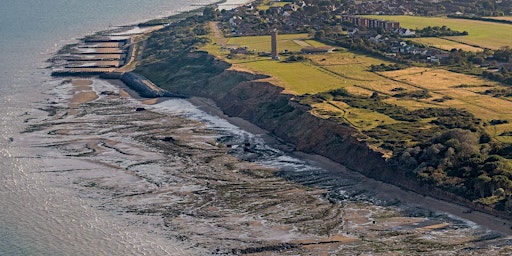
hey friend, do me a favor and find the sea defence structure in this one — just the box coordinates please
[51,25,162,76]
[51,36,131,76]
[120,72,185,98]
[50,25,185,98]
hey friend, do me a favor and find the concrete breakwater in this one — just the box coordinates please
[50,25,162,76]
[49,24,188,99]
[119,72,185,98]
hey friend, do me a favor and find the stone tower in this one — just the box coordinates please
[271,29,278,60]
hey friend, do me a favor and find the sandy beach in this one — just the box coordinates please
[29,0,512,253]
[22,76,512,254]
[189,93,512,236]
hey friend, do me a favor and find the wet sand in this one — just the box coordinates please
[23,78,512,254]
[189,94,512,236]
[70,79,98,105]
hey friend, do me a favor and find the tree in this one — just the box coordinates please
[315,30,325,40]
[475,174,491,198]
[202,7,218,20]
[494,46,512,62]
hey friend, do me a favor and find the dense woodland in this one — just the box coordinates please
[138,0,512,214]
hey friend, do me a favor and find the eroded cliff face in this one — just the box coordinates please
[137,51,512,221]
[215,74,416,186]
[140,52,407,187]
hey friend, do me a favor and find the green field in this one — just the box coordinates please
[226,39,396,95]
[257,0,288,10]
[366,15,512,50]
[410,37,484,52]
[239,60,347,94]
[227,34,309,52]
[202,25,512,139]
[207,32,394,95]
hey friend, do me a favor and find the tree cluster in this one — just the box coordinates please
[395,129,512,205]
[414,26,468,37]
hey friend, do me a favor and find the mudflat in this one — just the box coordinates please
[23,78,512,254]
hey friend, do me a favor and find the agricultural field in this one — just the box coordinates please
[378,67,512,141]
[257,0,288,10]
[409,37,483,52]
[483,16,512,22]
[227,33,309,53]
[366,15,512,50]
[202,24,512,140]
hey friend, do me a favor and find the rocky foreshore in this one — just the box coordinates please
[28,77,512,254]
[137,51,512,234]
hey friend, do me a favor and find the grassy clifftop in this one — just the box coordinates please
[135,14,512,215]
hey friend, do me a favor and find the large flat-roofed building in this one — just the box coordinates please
[342,16,400,30]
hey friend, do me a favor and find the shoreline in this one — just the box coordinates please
[110,72,512,236]
[186,94,512,236]
[57,76,511,253]
[45,0,512,253]
[81,0,512,235]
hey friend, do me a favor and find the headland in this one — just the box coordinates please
[45,0,512,254]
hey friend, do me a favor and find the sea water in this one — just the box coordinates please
[1,0,503,255]
[0,1,253,255]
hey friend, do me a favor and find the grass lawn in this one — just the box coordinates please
[238,59,346,94]
[201,23,512,142]
[366,15,512,49]
[304,39,337,47]
[409,37,484,52]
[242,48,397,95]
[205,28,394,95]
[227,34,309,52]
[257,0,288,10]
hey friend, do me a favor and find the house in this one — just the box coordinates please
[428,53,450,63]
[398,28,416,37]
[369,34,384,44]
[347,28,359,36]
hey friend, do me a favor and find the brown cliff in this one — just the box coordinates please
[137,52,512,220]
[139,52,408,187]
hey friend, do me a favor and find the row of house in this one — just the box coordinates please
[342,15,400,30]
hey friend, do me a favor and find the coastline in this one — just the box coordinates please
[38,0,512,253]
[51,76,511,254]
[109,71,512,236]
[85,0,512,235]
[187,94,512,236]
[122,4,512,235]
